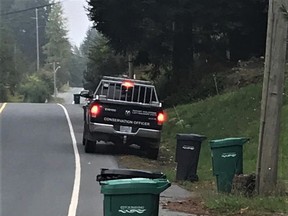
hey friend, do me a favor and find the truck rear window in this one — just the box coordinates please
[95,81,159,105]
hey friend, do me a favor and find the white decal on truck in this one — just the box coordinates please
[105,108,117,112]
[104,117,133,124]
[103,117,150,126]
[132,110,157,116]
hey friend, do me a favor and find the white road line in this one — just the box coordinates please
[58,104,81,216]
[0,103,7,114]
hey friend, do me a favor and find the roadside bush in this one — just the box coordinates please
[19,74,52,103]
[0,83,8,102]
[156,72,225,108]
[38,70,54,93]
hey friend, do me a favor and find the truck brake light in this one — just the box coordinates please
[90,104,100,118]
[122,81,134,88]
[157,112,166,125]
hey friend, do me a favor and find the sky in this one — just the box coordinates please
[61,0,92,47]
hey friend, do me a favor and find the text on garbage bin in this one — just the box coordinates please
[118,206,147,214]
[221,152,237,158]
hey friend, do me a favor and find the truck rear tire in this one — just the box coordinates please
[141,140,160,160]
[147,148,159,160]
[84,139,96,153]
[82,123,88,145]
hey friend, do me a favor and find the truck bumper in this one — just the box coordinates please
[88,123,161,139]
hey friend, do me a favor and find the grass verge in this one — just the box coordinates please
[48,97,65,103]
[117,80,288,215]
[204,193,288,215]
[7,92,24,102]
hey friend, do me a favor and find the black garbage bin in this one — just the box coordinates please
[73,93,80,104]
[175,133,206,181]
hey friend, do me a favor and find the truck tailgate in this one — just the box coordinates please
[89,100,163,132]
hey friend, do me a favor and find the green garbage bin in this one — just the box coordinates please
[210,137,249,193]
[100,178,171,216]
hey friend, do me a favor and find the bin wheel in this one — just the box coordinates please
[84,139,96,153]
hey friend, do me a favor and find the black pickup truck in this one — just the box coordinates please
[80,76,165,159]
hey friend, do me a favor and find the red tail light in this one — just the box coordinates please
[122,81,134,88]
[157,112,166,125]
[90,104,100,118]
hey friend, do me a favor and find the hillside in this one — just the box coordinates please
[162,80,288,181]
[118,75,288,182]
[116,68,288,215]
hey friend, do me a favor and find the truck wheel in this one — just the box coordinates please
[141,140,160,160]
[82,123,88,145]
[147,148,159,160]
[82,136,86,145]
[84,139,96,153]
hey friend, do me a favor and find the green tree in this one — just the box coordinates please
[19,74,52,103]
[87,0,268,75]
[5,0,51,68]
[0,0,15,14]
[1,0,52,101]
[281,5,288,20]
[0,21,11,101]
[80,28,98,58]
[43,2,72,86]
[0,18,25,100]
[81,29,127,91]
[87,0,173,69]
[68,46,86,87]
[87,0,268,106]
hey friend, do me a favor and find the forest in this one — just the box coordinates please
[0,0,269,105]
[0,0,86,102]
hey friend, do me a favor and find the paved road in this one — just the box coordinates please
[0,88,194,216]
[57,87,86,104]
[1,102,118,216]
[61,88,195,216]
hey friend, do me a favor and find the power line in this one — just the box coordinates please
[0,2,56,17]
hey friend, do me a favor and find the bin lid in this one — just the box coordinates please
[97,168,166,182]
[210,137,249,148]
[176,133,206,141]
[100,178,171,195]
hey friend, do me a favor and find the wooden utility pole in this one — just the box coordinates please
[256,0,288,195]
[35,8,39,72]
